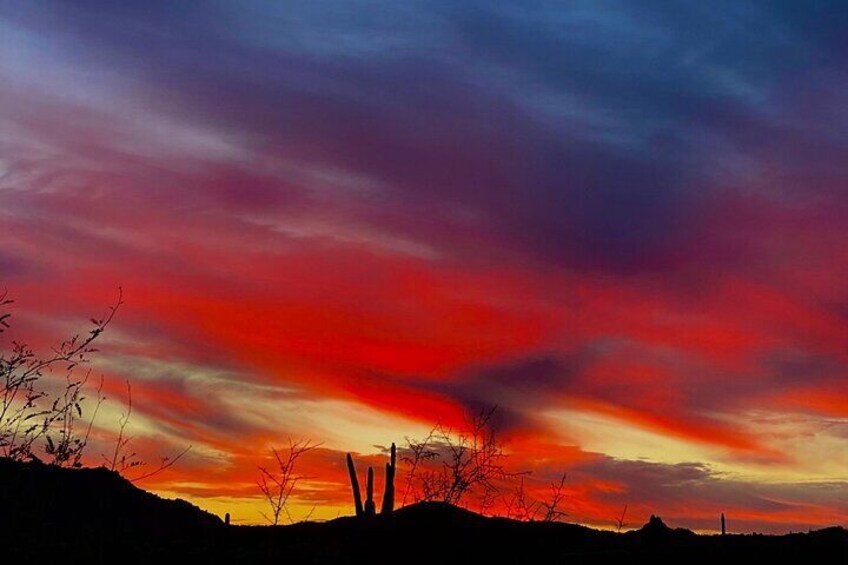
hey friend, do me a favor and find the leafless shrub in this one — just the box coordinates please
[402,406,526,512]
[257,439,320,525]
[401,406,571,521]
[503,472,567,522]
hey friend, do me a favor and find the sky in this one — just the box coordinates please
[1,0,847,533]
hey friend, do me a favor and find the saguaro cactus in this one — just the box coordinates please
[346,453,364,517]
[721,513,726,535]
[380,443,396,515]
[346,442,397,518]
[364,467,376,516]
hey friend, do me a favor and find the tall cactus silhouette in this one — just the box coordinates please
[346,453,364,518]
[345,442,397,518]
[721,512,726,535]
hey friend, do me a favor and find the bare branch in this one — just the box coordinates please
[540,473,568,522]
[257,439,320,525]
[108,381,141,473]
[130,445,193,483]
[616,504,628,532]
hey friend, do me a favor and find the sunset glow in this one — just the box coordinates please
[1,1,847,533]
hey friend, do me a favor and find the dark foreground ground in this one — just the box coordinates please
[1,459,846,564]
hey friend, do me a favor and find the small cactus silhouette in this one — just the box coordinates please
[224,512,230,526]
[721,512,726,535]
[364,467,376,516]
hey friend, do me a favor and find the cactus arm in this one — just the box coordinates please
[346,453,364,517]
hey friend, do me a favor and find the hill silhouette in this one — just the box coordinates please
[0,457,222,560]
[1,459,845,564]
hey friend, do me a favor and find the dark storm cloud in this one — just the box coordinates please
[410,354,585,433]
[5,0,847,272]
[455,340,845,406]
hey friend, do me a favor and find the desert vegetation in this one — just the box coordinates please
[1,290,843,565]
[334,406,569,523]
[0,289,120,466]
[257,439,320,525]
[0,290,187,480]
[258,406,571,525]
[2,289,569,527]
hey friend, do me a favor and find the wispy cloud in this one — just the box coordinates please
[1,0,846,530]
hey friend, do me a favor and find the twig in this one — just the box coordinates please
[130,445,192,482]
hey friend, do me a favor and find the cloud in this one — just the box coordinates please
[9,0,848,273]
[568,456,848,532]
[0,252,27,277]
[1,0,847,530]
